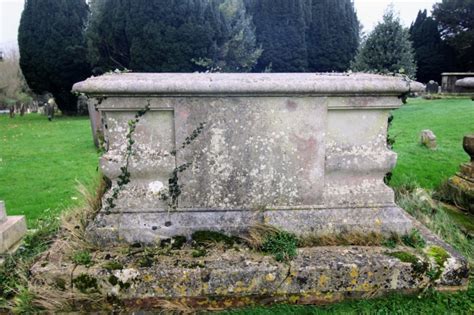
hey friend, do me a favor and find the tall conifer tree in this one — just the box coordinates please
[18,0,90,114]
[306,0,359,72]
[87,0,226,73]
[250,0,308,72]
[409,10,455,83]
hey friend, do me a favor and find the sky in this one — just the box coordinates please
[0,0,440,49]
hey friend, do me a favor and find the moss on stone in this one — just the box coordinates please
[108,275,119,286]
[192,248,207,258]
[192,231,238,247]
[171,235,187,249]
[138,256,154,268]
[73,274,98,294]
[386,251,428,275]
[426,246,450,268]
[387,251,419,264]
[103,261,124,271]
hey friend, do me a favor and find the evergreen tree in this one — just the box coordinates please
[87,0,132,73]
[87,0,226,73]
[409,10,455,83]
[432,0,474,71]
[199,0,262,72]
[352,7,417,78]
[306,0,359,72]
[18,0,90,114]
[249,0,308,72]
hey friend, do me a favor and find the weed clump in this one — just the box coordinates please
[73,274,98,294]
[261,231,299,262]
[191,231,238,247]
[72,251,93,267]
[402,229,426,249]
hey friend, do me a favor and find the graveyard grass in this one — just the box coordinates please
[0,98,473,313]
[0,114,99,227]
[390,98,474,189]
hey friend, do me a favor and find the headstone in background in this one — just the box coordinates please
[421,129,437,149]
[425,80,439,94]
[77,94,89,116]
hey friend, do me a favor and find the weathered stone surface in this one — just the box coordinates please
[447,135,474,213]
[30,216,469,311]
[73,73,423,245]
[0,201,6,224]
[86,98,103,148]
[420,130,437,149]
[0,201,27,254]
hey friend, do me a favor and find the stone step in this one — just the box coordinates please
[0,201,6,223]
[0,201,27,254]
[30,217,469,311]
[0,216,27,253]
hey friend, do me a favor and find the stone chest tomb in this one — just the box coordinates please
[73,73,421,245]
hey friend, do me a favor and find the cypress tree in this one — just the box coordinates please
[409,10,455,83]
[87,0,226,73]
[306,0,359,72]
[205,0,262,72]
[352,8,417,78]
[87,0,132,73]
[432,0,474,71]
[250,0,308,72]
[18,0,90,114]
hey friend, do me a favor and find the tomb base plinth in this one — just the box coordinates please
[31,215,469,312]
[0,201,27,256]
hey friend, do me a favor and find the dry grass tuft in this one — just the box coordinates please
[242,224,281,249]
[150,299,196,313]
[60,176,107,252]
[27,278,105,312]
[300,231,385,247]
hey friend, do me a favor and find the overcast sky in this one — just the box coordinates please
[0,0,440,49]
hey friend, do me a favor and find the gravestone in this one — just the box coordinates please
[0,201,27,254]
[73,73,425,245]
[425,80,439,94]
[420,129,437,149]
[77,94,89,115]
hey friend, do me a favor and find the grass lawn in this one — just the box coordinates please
[0,114,99,228]
[390,98,474,189]
[0,99,473,313]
